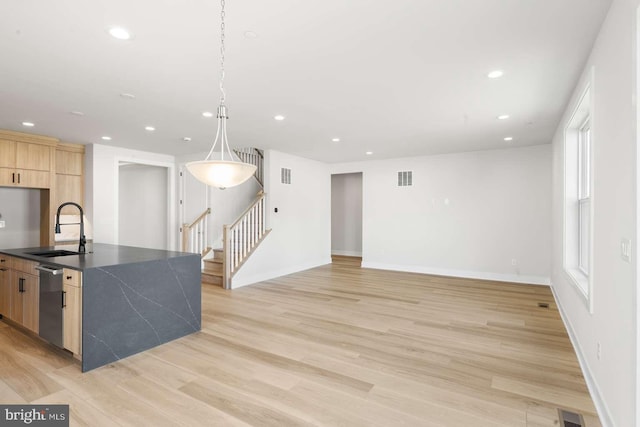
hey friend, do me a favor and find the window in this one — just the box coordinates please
[563,82,592,307]
[578,119,590,274]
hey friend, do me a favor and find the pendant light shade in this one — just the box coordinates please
[185,0,257,189]
[186,160,256,189]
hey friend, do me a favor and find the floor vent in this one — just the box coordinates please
[558,409,584,427]
[538,302,550,308]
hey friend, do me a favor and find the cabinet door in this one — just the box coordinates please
[21,274,39,333]
[16,143,51,171]
[55,150,83,176]
[9,272,23,323]
[63,284,81,355]
[15,169,50,189]
[0,168,18,186]
[0,266,11,318]
[0,140,16,168]
[55,174,83,213]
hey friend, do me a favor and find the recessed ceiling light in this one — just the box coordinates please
[366,151,373,155]
[504,136,513,141]
[21,122,34,127]
[488,70,504,79]
[274,115,285,121]
[497,114,510,120]
[183,137,192,142]
[101,136,112,141]
[120,93,136,99]
[145,126,155,131]
[202,111,214,118]
[332,138,340,142]
[69,111,84,116]
[244,31,257,39]
[108,27,132,40]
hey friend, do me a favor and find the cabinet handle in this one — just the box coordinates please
[0,259,5,262]
[11,173,15,183]
[17,173,20,184]
[0,268,6,272]
[66,275,72,280]
[62,291,67,308]
[18,278,24,293]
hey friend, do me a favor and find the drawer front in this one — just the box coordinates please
[0,255,12,270]
[12,258,38,275]
[63,269,82,288]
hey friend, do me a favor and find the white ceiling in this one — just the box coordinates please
[0,0,611,163]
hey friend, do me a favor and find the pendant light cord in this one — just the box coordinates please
[219,0,226,104]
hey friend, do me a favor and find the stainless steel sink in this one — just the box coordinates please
[26,250,80,258]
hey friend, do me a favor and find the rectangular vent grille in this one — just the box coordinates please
[558,409,584,427]
[397,171,412,187]
[281,168,291,184]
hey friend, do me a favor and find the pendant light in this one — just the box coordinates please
[186,0,257,189]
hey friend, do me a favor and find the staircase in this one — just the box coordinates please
[202,248,224,286]
[182,147,270,289]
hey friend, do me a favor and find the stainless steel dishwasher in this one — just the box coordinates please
[36,264,64,347]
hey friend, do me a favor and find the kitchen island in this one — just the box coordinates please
[0,243,201,372]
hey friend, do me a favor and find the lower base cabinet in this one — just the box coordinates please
[63,269,82,357]
[10,271,39,333]
[0,259,10,317]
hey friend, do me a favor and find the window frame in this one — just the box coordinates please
[562,78,593,313]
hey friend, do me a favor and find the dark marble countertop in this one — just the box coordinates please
[0,243,196,271]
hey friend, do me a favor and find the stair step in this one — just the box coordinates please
[202,271,223,287]
[212,248,224,261]
[203,260,223,275]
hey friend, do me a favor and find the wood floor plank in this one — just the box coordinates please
[0,263,601,426]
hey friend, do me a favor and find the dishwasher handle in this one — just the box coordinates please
[35,265,64,275]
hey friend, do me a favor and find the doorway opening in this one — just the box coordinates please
[331,172,363,267]
[117,162,171,250]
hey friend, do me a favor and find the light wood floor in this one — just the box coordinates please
[0,262,601,426]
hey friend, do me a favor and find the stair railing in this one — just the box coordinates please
[233,147,264,187]
[223,192,270,288]
[181,208,212,258]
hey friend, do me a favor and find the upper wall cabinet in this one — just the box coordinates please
[0,132,56,189]
[55,144,85,215]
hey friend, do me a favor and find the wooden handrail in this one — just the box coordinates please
[229,193,265,229]
[222,190,269,289]
[181,208,212,256]
[187,208,211,229]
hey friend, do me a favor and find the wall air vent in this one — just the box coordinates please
[397,171,412,187]
[281,168,291,184]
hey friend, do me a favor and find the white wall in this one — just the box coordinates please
[332,144,552,285]
[0,188,40,248]
[118,164,168,249]
[232,150,331,288]
[550,0,638,425]
[86,144,176,249]
[331,173,363,256]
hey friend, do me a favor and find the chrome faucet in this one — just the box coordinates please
[55,202,86,254]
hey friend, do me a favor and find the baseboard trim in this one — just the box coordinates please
[361,262,550,286]
[550,284,614,427]
[231,258,332,289]
[331,250,363,257]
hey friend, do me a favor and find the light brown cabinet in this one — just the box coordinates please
[7,257,40,334]
[0,255,11,318]
[0,138,52,188]
[55,144,84,216]
[62,269,82,357]
[9,272,40,333]
[0,130,85,246]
